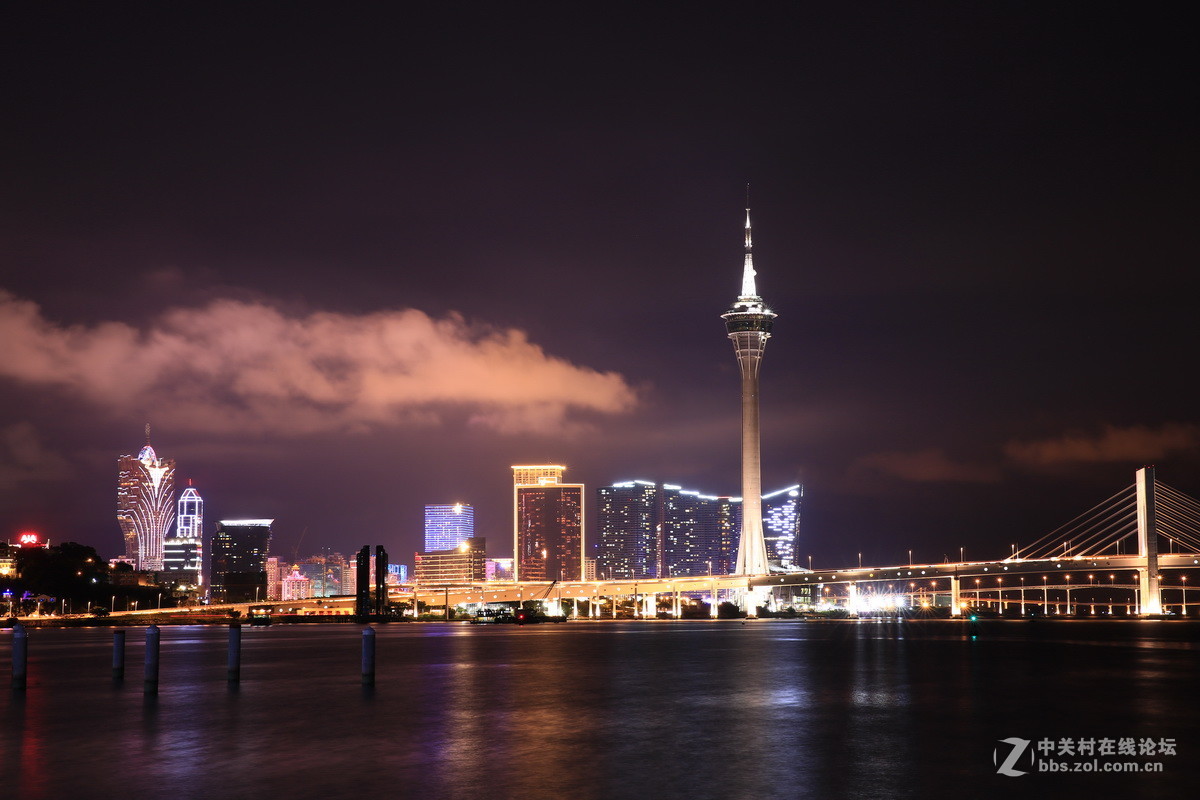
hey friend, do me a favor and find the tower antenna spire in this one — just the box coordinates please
[740,186,757,298]
[145,422,151,444]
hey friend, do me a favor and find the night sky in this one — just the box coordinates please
[2,3,1196,569]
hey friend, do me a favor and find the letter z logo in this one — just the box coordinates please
[994,737,1033,777]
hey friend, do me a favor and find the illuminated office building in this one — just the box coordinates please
[424,503,475,551]
[266,556,281,600]
[513,465,583,581]
[597,481,801,577]
[598,481,735,578]
[414,537,487,586]
[281,569,313,601]
[662,486,738,577]
[596,481,661,578]
[116,426,176,571]
[762,485,802,569]
[210,519,273,603]
[163,482,204,585]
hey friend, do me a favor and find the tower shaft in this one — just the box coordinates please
[734,338,769,575]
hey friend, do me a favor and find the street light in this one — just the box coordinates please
[1065,574,1072,615]
[1042,576,1048,614]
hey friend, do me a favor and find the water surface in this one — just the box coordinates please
[2,620,1194,799]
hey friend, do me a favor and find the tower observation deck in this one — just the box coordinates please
[721,207,777,576]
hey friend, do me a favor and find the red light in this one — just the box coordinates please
[18,532,40,546]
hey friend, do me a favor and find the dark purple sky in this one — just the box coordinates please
[1,3,1196,568]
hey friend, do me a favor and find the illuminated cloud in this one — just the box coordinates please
[853,448,1001,483]
[1003,423,1200,467]
[0,290,637,436]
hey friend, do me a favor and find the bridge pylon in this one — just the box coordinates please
[1136,466,1162,615]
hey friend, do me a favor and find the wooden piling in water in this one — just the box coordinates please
[11,622,27,691]
[227,624,241,682]
[144,625,160,694]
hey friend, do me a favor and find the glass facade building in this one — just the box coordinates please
[414,537,487,586]
[762,485,802,569]
[595,480,660,579]
[513,465,584,582]
[163,483,204,585]
[424,503,475,551]
[597,481,801,578]
[210,519,273,603]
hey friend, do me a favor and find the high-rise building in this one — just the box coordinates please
[163,481,204,585]
[596,481,661,578]
[281,569,313,601]
[721,206,776,576]
[597,481,736,579]
[266,556,282,600]
[340,556,357,596]
[424,503,475,551]
[414,537,487,586]
[597,480,801,577]
[513,465,584,582]
[116,425,176,571]
[762,485,802,569]
[662,486,738,577]
[209,519,273,603]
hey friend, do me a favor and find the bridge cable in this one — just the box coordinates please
[1017,486,1136,559]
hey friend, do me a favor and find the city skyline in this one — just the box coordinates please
[0,5,1196,573]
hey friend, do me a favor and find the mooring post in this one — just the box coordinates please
[144,625,160,694]
[11,622,27,691]
[227,623,242,682]
[112,629,126,680]
[361,626,376,686]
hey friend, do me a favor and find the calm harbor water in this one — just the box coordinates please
[2,620,1195,799]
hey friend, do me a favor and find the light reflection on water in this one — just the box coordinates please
[1,620,1195,799]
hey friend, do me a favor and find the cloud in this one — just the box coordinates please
[852,448,1001,484]
[1003,423,1200,467]
[0,290,637,436]
[0,422,71,488]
